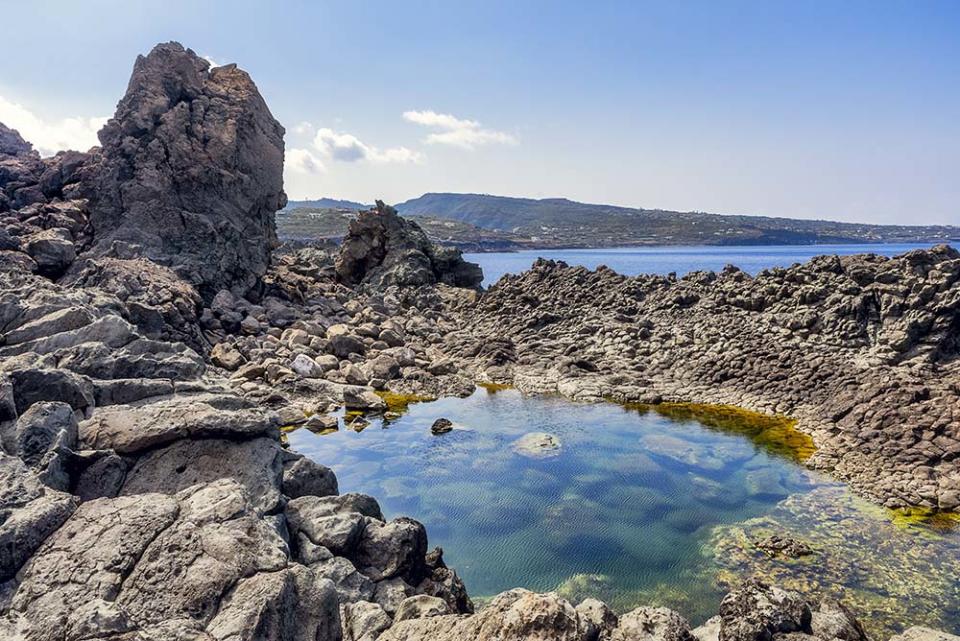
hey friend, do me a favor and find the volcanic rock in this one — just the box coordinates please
[83,42,286,298]
[335,201,482,289]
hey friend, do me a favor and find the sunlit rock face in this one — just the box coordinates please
[83,41,286,299]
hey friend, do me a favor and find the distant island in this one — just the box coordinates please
[282,193,960,250]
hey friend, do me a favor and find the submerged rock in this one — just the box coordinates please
[512,432,562,458]
[752,534,813,558]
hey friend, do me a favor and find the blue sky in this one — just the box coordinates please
[1,1,958,224]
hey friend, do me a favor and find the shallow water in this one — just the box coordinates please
[287,388,960,637]
[465,243,938,286]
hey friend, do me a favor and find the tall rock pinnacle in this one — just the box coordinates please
[84,42,286,298]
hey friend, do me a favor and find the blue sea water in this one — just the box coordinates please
[465,243,939,287]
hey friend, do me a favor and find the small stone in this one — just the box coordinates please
[431,418,453,435]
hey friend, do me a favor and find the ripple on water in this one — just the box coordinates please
[286,388,960,637]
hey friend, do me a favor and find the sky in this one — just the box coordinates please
[1,1,958,225]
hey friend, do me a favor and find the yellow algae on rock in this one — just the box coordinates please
[621,401,816,463]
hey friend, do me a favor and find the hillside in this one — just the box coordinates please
[285,197,370,210]
[394,192,960,247]
[276,206,528,251]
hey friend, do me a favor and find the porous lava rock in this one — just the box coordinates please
[83,41,286,299]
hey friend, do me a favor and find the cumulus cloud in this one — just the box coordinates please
[0,94,107,156]
[285,148,325,174]
[403,109,517,149]
[313,127,422,164]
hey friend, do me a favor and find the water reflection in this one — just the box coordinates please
[287,388,959,637]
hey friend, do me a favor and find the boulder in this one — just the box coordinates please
[211,342,246,370]
[205,566,342,641]
[286,498,367,557]
[0,453,78,581]
[8,480,291,640]
[292,353,326,378]
[0,122,35,158]
[430,418,453,435]
[718,580,812,641]
[355,516,429,582]
[23,229,76,277]
[379,589,586,641]
[342,600,393,641]
[809,600,867,641]
[343,386,387,412]
[612,607,695,641]
[78,396,279,453]
[13,400,77,469]
[577,598,618,641]
[119,436,285,515]
[8,368,94,415]
[282,454,340,499]
[311,556,376,604]
[394,595,450,622]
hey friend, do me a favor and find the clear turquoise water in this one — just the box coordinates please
[287,388,960,634]
[465,243,938,286]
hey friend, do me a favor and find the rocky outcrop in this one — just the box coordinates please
[83,41,286,299]
[336,201,483,290]
[376,580,871,641]
[4,38,959,641]
[459,247,960,511]
[0,266,471,640]
[0,123,91,279]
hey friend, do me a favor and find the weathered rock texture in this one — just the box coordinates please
[2,38,958,641]
[83,41,286,298]
[457,247,960,511]
[336,201,483,290]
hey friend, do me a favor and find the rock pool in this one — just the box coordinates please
[287,388,960,638]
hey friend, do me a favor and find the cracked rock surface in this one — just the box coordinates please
[1,39,957,641]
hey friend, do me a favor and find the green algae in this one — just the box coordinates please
[705,486,960,639]
[620,401,816,463]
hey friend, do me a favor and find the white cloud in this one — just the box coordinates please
[285,148,325,174]
[293,121,315,136]
[203,55,224,68]
[403,110,480,131]
[0,94,107,156]
[403,109,517,150]
[313,127,422,164]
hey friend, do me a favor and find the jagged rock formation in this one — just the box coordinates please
[458,246,960,511]
[0,267,470,640]
[83,41,286,299]
[0,124,90,277]
[2,39,959,641]
[335,201,483,290]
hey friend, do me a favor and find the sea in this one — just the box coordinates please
[465,243,942,287]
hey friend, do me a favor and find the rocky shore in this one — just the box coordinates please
[1,42,957,640]
[458,248,960,512]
